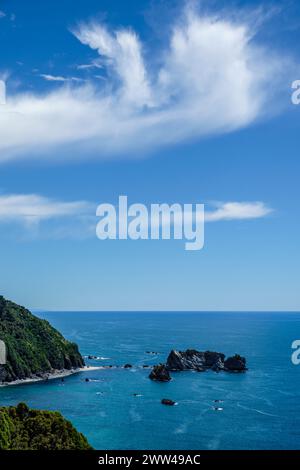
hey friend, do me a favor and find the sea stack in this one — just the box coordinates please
[149,364,171,382]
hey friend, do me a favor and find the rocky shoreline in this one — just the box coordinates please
[0,348,247,388]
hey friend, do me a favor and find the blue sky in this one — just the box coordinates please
[0,0,300,311]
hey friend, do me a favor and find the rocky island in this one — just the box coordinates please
[166,349,247,372]
[0,296,85,384]
[149,349,247,381]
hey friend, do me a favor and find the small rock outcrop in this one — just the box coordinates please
[224,354,247,372]
[166,349,246,372]
[161,399,175,406]
[149,364,171,382]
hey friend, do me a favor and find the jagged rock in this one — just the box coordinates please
[166,349,225,371]
[166,349,246,373]
[224,354,247,372]
[149,364,171,382]
[124,364,132,369]
[161,399,176,406]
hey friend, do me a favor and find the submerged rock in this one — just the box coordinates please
[149,364,171,382]
[161,399,176,406]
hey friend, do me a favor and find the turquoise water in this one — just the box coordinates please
[1,312,300,450]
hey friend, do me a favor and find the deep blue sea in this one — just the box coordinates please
[1,312,300,450]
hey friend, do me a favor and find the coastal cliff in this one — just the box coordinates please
[0,296,84,383]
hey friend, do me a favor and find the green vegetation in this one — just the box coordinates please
[0,403,92,450]
[0,296,84,382]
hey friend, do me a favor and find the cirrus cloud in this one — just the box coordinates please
[0,7,292,163]
[0,193,272,232]
[0,193,92,224]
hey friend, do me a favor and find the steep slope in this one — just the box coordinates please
[0,296,84,383]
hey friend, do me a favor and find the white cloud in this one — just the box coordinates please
[0,194,271,224]
[0,7,291,162]
[76,61,103,70]
[73,23,153,107]
[40,74,83,82]
[0,193,92,224]
[169,201,272,227]
[205,202,272,222]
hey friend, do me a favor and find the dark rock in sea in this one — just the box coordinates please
[166,349,246,373]
[85,378,90,382]
[166,349,225,371]
[124,364,132,369]
[143,365,150,368]
[224,354,247,372]
[149,364,171,382]
[161,399,176,406]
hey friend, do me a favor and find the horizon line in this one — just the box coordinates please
[33,309,300,314]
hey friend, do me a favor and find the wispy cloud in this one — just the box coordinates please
[0,11,6,19]
[206,202,273,222]
[0,193,93,224]
[76,61,103,70]
[39,74,83,83]
[0,194,272,238]
[166,201,273,228]
[0,6,293,163]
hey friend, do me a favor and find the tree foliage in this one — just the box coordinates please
[0,296,84,382]
[0,403,92,450]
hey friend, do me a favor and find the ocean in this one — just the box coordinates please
[0,312,300,450]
